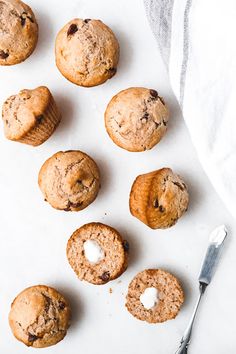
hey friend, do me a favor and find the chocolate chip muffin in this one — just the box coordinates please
[105,87,169,152]
[2,86,61,146]
[67,222,129,285]
[55,18,119,87]
[129,168,189,229]
[126,269,184,323]
[38,150,100,211]
[0,0,38,65]
[9,285,71,348]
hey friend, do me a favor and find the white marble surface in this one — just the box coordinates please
[0,0,235,353]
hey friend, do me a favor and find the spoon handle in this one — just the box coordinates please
[175,283,206,354]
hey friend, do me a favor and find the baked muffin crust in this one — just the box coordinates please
[0,0,38,65]
[129,168,189,228]
[38,150,100,211]
[9,285,71,348]
[55,18,119,87]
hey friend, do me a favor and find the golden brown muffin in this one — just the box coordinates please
[0,0,38,65]
[67,222,129,285]
[55,18,119,87]
[38,150,100,211]
[105,87,169,152]
[9,285,71,348]
[126,269,184,323]
[2,86,61,146]
[129,168,189,229]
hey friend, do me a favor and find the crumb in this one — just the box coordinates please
[105,213,107,215]
[109,288,113,294]
[117,280,122,284]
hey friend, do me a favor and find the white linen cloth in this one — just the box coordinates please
[144,0,236,219]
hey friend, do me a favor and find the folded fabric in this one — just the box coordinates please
[144,0,236,219]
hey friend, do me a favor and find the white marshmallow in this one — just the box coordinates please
[83,240,105,264]
[140,287,159,310]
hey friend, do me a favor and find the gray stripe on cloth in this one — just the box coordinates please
[179,0,193,106]
[144,0,175,68]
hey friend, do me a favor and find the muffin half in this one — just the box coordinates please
[126,269,184,323]
[67,222,129,284]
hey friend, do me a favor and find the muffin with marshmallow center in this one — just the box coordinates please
[67,222,129,285]
[126,269,184,323]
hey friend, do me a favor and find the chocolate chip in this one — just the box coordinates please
[59,301,65,310]
[163,120,167,126]
[70,201,83,208]
[27,15,34,23]
[153,199,159,208]
[173,181,185,191]
[20,12,27,26]
[150,89,158,98]
[142,112,149,120]
[64,205,71,212]
[159,205,165,212]
[163,176,168,183]
[42,294,51,312]
[36,114,44,124]
[84,19,91,23]
[67,24,78,36]
[64,200,83,211]
[155,122,160,128]
[141,113,149,123]
[170,217,178,226]
[99,271,110,282]
[123,240,130,252]
[159,96,165,105]
[20,12,34,26]
[20,16,26,26]
[0,50,9,59]
[28,333,38,342]
[107,67,117,76]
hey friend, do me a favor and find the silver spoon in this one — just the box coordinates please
[175,225,228,354]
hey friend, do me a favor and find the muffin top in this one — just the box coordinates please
[38,150,100,211]
[67,222,129,284]
[105,87,169,152]
[126,269,184,323]
[9,285,71,348]
[55,18,119,87]
[0,0,38,65]
[2,86,53,141]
